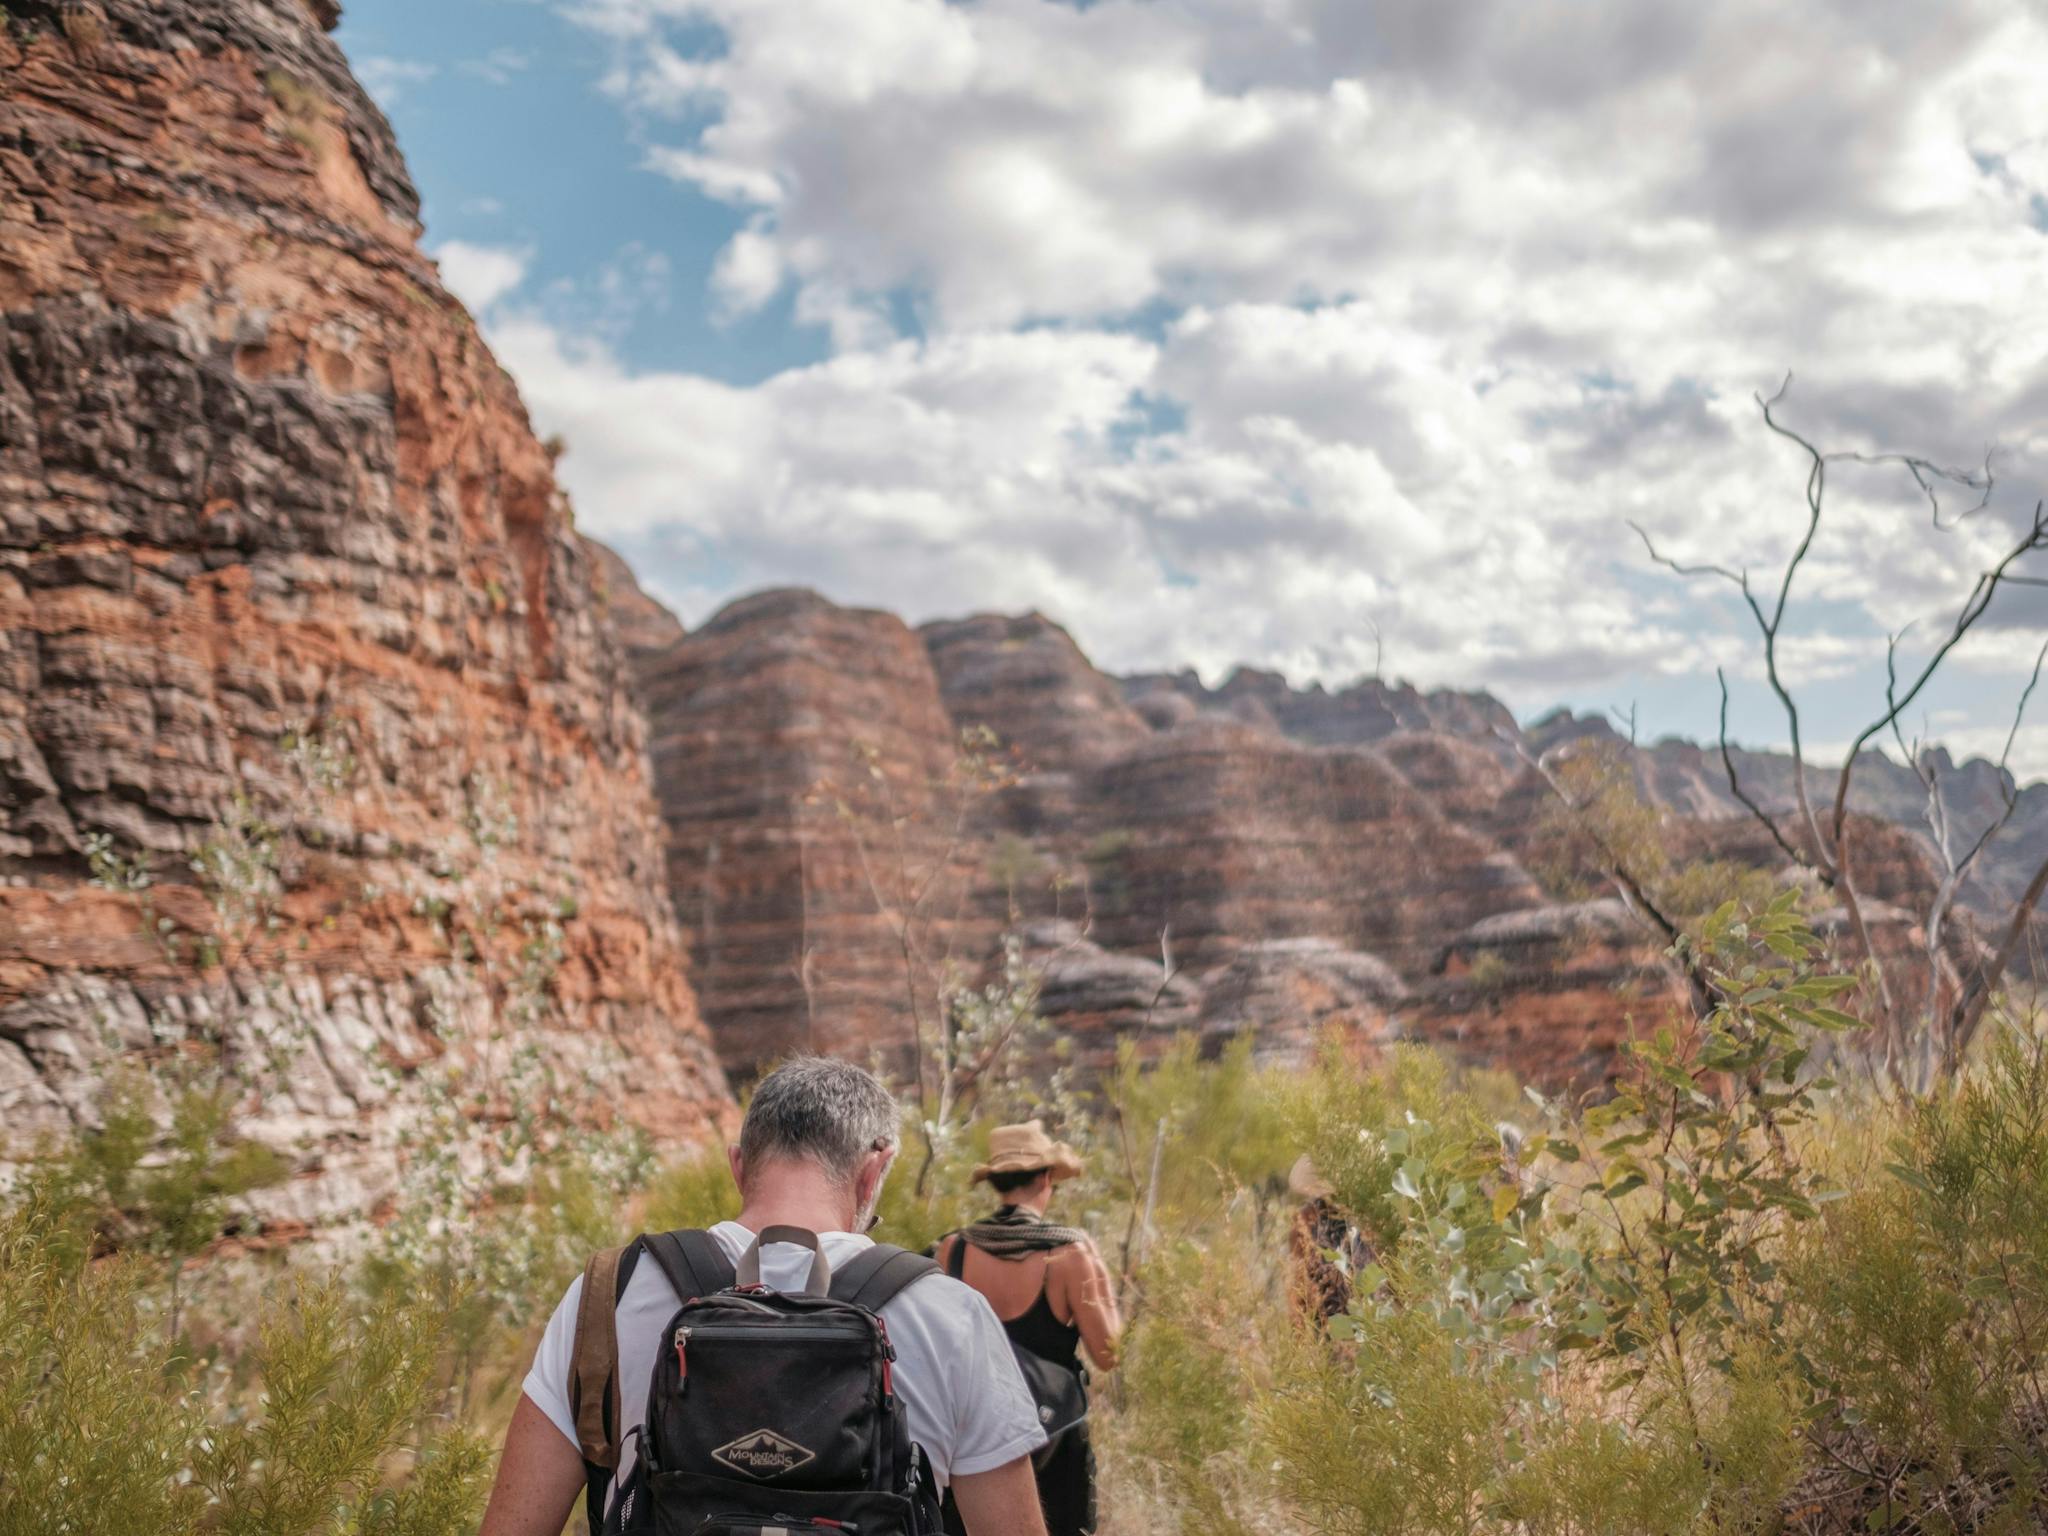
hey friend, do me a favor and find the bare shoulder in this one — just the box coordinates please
[1053,1234,1109,1274]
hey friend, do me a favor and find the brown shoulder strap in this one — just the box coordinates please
[567,1244,628,1468]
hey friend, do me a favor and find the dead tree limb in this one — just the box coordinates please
[1637,378,2047,1089]
[1497,727,1714,1020]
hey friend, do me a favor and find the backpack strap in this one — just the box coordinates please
[831,1242,941,1311]
[567,1244,629,1468]
[642,1228,738,1302]
[942,1233,967,1280]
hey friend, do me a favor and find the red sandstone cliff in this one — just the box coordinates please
[0,0,730,1224]
[620,590,1675,1087]
[617,576,2008,1091]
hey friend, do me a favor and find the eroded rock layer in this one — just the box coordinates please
[628,589,1671,1086]
[627,574,2014,1092]
[0,0,730,1225]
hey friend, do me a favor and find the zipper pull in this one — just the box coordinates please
[674,1325,691,1382]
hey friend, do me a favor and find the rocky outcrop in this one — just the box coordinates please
[1527,710,2048,946]
[1069,723,1545,978]
[0,0,730,1225]
[1194,939,1406,1067]
[626,580,2034,1092]
[1023,920,1200,1074]
[925,614,1151,771]
[1411,899,1689,1089]
[635,594,1632,1086]
[1125,668,1518,748]
[584,536,685,661]
[634,589,977,1074]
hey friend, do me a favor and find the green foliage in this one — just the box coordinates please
[1465,947,1512,996]
[0,1189,206,1536]
[641,1147,744,1235]
[55,1076,288,1266]
[1282,1041,1499,1251]
[1658,858,1783,924]
[1781,1023,2048,1525]
[1124,1237,1262,1471]
[1531,742,1667,903]
[1110,893,2048,1535]
[0,1190,487,1536]
[1531,893,1859,1387]
[16,848,2048,1536]
[1265,1302,1517,1536]
[1107,1034,1295,1223]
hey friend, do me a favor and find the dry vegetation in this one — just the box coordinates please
[7,735,2048,1535]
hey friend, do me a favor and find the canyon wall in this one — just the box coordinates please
[615,585,1699,1088]
[0,0,730,1229]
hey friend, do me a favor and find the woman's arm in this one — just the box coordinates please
[1054,1240,1122,1372]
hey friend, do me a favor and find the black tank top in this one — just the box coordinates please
[946,1237,1082,1369]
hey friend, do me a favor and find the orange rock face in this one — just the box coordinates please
[623,590,1680,1088]
[0,1,730,1223]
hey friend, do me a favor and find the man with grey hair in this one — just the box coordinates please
[479,1057,1051,1536]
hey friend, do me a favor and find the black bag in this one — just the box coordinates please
[598,1225,944,1536]
[940,1238,1088,1460]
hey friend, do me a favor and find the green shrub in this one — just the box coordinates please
[0,1185,207,1536]
[641,1147,744,1235]
[0,1186,488,1536]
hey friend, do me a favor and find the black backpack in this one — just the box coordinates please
[570,1225,944,1536]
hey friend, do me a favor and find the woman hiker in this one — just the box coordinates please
[936,1121,1122,1536]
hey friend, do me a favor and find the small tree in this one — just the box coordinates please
[813,726,1093,1194]
[1633,378,2048,1091]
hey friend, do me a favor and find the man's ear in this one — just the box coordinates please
[727,1142,745,1194]
[854,1143,896,1213]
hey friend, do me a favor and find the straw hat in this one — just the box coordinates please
[1288,1154,1335,1200]
[972,1120,1084,1184]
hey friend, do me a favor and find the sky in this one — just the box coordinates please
[335,0,2048,781]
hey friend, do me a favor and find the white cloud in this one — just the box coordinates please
[461,47,533,86]
[432,240,533,314]
[357,55,437,108]
[519,0,2048,778]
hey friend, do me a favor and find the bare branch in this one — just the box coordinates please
[1997,636,2048,782]
[1751,379,1833,863]
[1497,727,1713,1019]
[1715,669,1816,877]
[1832,445,1994,531]
[1629,519,1746,590]
[1948,851,2048,1071]
[1831,500,2048,857]
[1883,627,1935,796]
[1610,701,1640,748]
[1637,380,2044,1088]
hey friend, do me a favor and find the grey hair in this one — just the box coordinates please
[738,1056,900,1189]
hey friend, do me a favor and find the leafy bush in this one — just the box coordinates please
[1103,899,2048,1535]
[0,1182,489,1536]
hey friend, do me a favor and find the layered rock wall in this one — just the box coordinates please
[629,592,1671,1086]
[0,0,730,1224]
[623,575,2015,1091]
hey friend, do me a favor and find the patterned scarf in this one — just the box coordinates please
[959,1203,1092,1260]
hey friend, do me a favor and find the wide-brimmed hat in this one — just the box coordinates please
[1288,1154,1335,1200]
[972,1120,1084,1184]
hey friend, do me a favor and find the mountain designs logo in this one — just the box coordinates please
[711,1428,818,1480]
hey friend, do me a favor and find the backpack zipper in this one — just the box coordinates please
[674,1325,868,1343]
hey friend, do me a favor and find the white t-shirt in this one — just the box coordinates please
[523,1222,1047,1496]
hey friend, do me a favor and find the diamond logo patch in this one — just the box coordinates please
[711,1428,818,1480]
